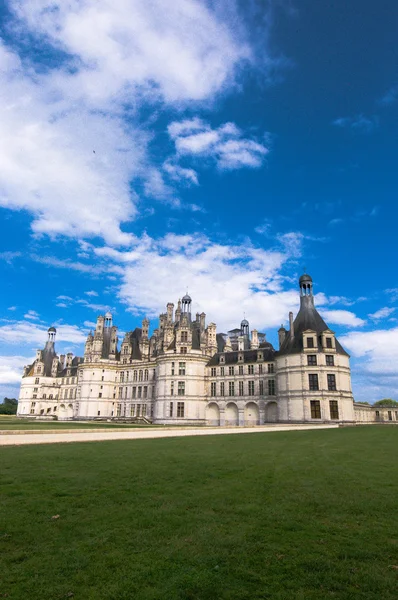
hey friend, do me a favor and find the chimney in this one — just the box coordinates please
[289,312,294,339]
[278,326,286,349]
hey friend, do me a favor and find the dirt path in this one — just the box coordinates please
[0,424,338,446]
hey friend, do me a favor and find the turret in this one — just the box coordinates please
[251,329,259,349]
[278,325,287,349]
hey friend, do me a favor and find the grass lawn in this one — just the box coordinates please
[1,427,397,600]
[0,416,155,430]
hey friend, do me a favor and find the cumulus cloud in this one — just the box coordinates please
[167,118,269,171]
[90,233,301,331]
[0,355,33,385]
[0,320,87,345]
[341,327,398,377]
[0,1,262,245]
[320,310,366,328]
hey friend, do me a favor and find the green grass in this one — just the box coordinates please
[0,415,155,430]
[1,427,397,600]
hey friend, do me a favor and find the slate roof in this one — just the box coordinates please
[207,347,276,366]
[278,297,349,356]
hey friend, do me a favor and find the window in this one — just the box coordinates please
[211,382,217,397]
[268,380,275,396]
[138,386,142,398]
[169,402,173,417]
[118,387,123,399]
[33,387,38,393]
[120,371,125,383]
[181,331,188,342]
[375,410,380,420]
[99,392,102,398]
[144,369,148,381]
[102,375,104,381]
[130,404,136,417]
[327,374,337,391]
[307,337,314,348]
[136,405,141,417]
[178,381,185,396]
[388,411,392,421]
[171,381,174,396]
[248,365,254,375]
[179,362,186,376]
[239,365,243,375]
[211,368,216,377]
[326,355,334,366]
[239,381,244,396]
[143,386,148,399]
[139,370,143,381]
[35,377,39,384]
[181,347,187,354]
[126,372,129,382]
[259,380,264,395]
[142,405,147,417]
[116,403,122,417]
[248,381,255,396]
[220,367,225,376]
[326,337,333,349]
[133,370,137,381]
[258,364,263,374]
[42,393,46,399]
[229,366,234,375]
[307,355,317,366]
[309,374,319,391]
[132,387,136,399]
[330,401,339,420]
[171,362,175,375]
[229,381,235,396]
[32,394,37,399]
[49,394,53,400]
[177,402,185,417]
[268,363,274,374]
[311,400,321,419]
[220,382,225,396]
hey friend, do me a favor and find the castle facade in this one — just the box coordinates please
[17,274,392,425]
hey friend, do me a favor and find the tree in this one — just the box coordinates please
[373,399,398,407]
[0,398,18,415]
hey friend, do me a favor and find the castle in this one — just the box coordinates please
[17,274,396,425]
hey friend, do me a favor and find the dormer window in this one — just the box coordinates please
[307,337,314,348]
[326,337,332,349]
[181,331,188,343]
[220,355,225,364]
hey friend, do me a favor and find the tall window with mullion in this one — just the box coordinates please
[268,379,275,395]
[177,402,184,417]
[327,374,337,391]
[177,381,185,396]
[248,380,255,396]
[229,381,235,396]
[178,362,186,375]
[310,400,321,419]
[211,382,216,397]
[308,374,319,391]
[329,400,339,419]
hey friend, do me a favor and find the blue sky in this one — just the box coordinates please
[0,0,397,402]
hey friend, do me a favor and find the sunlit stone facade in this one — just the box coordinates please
[18,274,388,425]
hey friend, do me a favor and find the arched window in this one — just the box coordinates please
[133,370,138,381]
[144,369,148,381]
[139,370,143,381]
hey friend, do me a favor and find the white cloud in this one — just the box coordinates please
[341,327,398,377]
[0,320,87,345]
[84,291,99,297]
[319,310,366,328]
[0,356,33,385]
[92,233,300,331]
[369,307,396,321]
[0,1,259,244]
[0,251,21,263]
[24,310,40,321]
[167,118,268,171]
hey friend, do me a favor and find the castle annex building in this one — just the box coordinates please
[17,274,390,425]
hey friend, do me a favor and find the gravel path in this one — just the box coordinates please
[0,424,339,446]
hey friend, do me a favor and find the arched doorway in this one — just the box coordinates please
[225,402,239,426]
[67,404,74,419]
[265,401,278,422]
[244,402,259,426]
[206,403,220,426]
[59,404,67,420]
